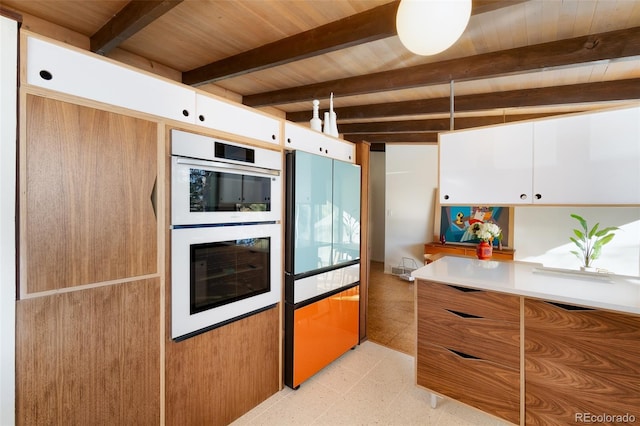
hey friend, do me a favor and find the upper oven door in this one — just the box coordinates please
[172,156,282,225]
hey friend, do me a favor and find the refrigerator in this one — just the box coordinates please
[284,150,361,389]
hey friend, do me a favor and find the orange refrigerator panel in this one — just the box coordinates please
[290,286,359,388]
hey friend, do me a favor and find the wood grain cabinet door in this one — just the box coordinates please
[16,277,161,425]
[23,95,158,293]
[525,299,640,425]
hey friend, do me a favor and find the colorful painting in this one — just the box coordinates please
[439,206,511,247]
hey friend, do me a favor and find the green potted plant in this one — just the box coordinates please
[569,213,618,271]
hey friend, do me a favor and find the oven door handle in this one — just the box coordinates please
[174,157,280,176]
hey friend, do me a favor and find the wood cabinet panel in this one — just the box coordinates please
[417,341,520,425]
[165,305,280,426]
[24,95,158,293]
[16,278,161,426]
[356,141,370,342]
[525,299,640,425]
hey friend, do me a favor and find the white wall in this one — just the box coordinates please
[514,206,640,276]
[384,145,439,273]
[378,147,640,278]
[0,14,17,426]
[369,151,386,262]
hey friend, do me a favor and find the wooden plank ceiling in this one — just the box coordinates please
[5,0,640,146]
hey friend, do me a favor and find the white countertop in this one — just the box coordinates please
[412,256,640,315]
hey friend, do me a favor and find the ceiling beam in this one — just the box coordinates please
[183,1,399,85]
[343,133,438,144]
[0,7,22,23]
[337,113,572,133]
[286,78,640,122]
[183,0,526,86]
[245,26,640,107]
[469,0,527,14]
[339,112,576,144]
[91,0,183,55]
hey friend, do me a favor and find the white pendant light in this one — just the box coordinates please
[396,0,472,56]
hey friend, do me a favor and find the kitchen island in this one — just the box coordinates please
[412,256,640,425]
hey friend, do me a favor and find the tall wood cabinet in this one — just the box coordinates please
[19,33,285,426]
[17,95,162,424]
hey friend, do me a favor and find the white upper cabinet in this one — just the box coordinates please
[284,121,355,163]
[26,35,283,146]
[195,94,280,145]
[26,36,196,124]
[439,105,640,205]
[439,122,534,205]
[533,106,640,204]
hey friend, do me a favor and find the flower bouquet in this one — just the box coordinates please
[470,222,502,243]
[470,222,502,260]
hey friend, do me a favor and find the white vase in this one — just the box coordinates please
[309,99,322,132]
[328,92,339,137]
[329,111,338,137]
[323,112,332,135]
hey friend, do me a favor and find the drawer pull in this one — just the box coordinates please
[150,177,157,219]
[448,348,481,360]
[448,285,481,293]
[545,301,595,311]
[446,309,482,319]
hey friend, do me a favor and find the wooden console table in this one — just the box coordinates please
[424,242,515,263]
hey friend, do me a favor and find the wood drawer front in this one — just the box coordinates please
[424,244,515,260]
[525,299,640,425]
[490,251,516,261]
[419,281,520,322]
[424,245,466,256]
[417,341,520,425]
[418,304,520,369]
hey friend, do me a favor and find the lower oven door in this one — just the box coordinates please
[171,222,282,340]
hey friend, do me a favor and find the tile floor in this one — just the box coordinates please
[230,341,511,425]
